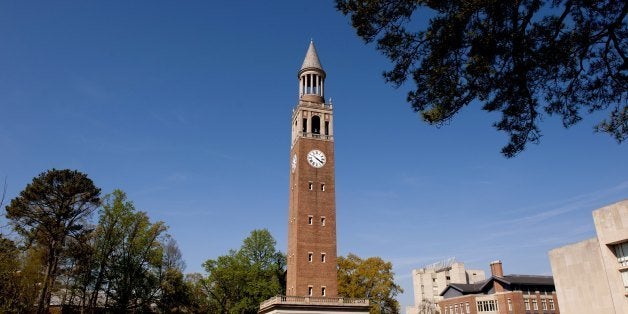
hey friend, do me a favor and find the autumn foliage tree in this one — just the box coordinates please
[336,0,627,157]
[338,253,403,314]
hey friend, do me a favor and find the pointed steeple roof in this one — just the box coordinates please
[300,40,324,71]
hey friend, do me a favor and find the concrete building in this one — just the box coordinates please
[258,42,369,314]
[438,261,559,314]
[407,259,485,314]
[549,200,628,314]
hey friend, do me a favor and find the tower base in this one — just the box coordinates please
[259,296,370,314]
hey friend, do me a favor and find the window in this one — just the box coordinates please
[542,299,547,310]
[302,118,307,133]
[308,182,313,190]
[321,253,326,263]
[321,183,325,191]
[524,299,530,310]
[454,304,458,314]
[614,242,628,266]
[621,270,628,293]
[614,242,628,292]
[308,215,313,225]
[308,252,313,262]
[308,286,313,296]
[508,299,512,311]
[321,286,326,296]
[321,216,326,226]
[532,299,538,310]
[465,302,470,314]
[477,300,497,312]
[549,299,555,310]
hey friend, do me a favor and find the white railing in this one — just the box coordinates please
[298,132,332,140]
[259,295,369,309]
[297,101,332,110]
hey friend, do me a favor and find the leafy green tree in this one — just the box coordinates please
[87,189,134,309]
[61,231,96,309]
[0,242,46,313]
[97,190,168,311]
[0,236,21,311]
[159,267,191,313]
[203,229,286,314]
[338,253,403,314]
[185,272,213,312]
[5,169,100,313]
[336,0,627,157]
[158,238,192,313]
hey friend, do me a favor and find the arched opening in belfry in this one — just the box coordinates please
[312,115,321,134]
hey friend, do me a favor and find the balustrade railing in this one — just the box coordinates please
[259,295,369,309]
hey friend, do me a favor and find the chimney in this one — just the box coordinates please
[490,260,504,277]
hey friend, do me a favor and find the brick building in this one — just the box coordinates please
[438,261,560,314]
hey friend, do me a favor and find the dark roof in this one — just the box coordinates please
[440,275,555,297]
[448,282,485,293]
[496,275,554,286]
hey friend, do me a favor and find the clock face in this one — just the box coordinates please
[307,150,326,168]
[291,154,297,172]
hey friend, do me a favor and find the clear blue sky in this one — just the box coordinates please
[1,1,626,309]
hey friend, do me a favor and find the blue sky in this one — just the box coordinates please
[1,1,626,309]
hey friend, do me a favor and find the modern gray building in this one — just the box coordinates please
[549,200,628,314]
[406,259,485,314]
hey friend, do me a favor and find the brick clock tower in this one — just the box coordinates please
[287,40,337,298]
[259,42,369,314]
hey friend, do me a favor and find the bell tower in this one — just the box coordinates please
[259,41,369,314]
[287,40,337,298]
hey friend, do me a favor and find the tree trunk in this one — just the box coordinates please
[37,246,56,314]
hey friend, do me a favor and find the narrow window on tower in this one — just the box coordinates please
[312,115,321,135]
[308,252,313,262]
[321,286,326,297]
[308,286,313,296]
[321,216,326,226]
[308,182,313,190]
[321,253,326,263]
[308,215,313,225]
[302,118,307,133]
[320,183,325,191]
[325,121,329,135]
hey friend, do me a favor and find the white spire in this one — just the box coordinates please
[300,40,323,71]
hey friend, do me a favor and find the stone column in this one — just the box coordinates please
[328,115,333,137]
[306,111,312,135]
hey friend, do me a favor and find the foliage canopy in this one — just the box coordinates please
[5,169,101,313]
[338,253,403,314]
[203,229,286,314]
[336,0,627,157]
